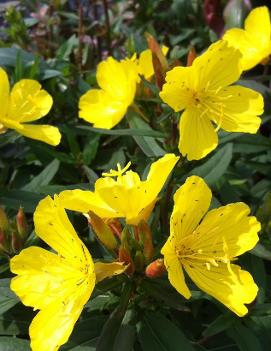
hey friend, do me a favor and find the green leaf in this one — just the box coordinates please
[250,243,271,261]
[23,159,60,192]
[227,321,263,351]
[0,337,30,351]
[189,143,233,185]
[0,189,42,212]
[113,324,136,351]
[128,114,165,157]
[83,135,100,165]
[203,313,235,337]
[76,125,165,138]
[0,279,19,314]
[96,283,133,351]
[138,312,196,351]
[63,314,106,350]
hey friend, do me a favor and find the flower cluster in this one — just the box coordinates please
[2,5,270,351]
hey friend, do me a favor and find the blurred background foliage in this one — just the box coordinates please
[1,0,271,350]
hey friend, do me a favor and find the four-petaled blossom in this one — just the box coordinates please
[161,176,260,316]
[79,46,168,130]
[10,195,125,351]
[0,68,61,146]
[59,153,179,225]
[79,57,138,129]
[160,40,264,161]
[224,6,271,71]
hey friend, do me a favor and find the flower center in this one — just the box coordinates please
[175,236,232,271]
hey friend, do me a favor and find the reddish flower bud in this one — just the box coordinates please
[186,47,197,67]
[0,208,9,232]
[11,232,22,253]
[16,207,28,239]
[145,33,168,90]
[118,246,135,276]
[145,258,166,279]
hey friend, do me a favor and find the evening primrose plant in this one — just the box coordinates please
[2,3,271,351]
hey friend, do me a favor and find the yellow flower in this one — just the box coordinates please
[10,195,126,351]
[223,6,271,70]
[0,68,61,146]
[59,153,179,225]
[137,46,169,80]
[160,40,264,161]
[79,57,138,129]
[161,176,260,316]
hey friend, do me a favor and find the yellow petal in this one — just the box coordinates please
[34,195,91,259]
[138,46,168,80]
[179,107,218,161]
[11,122,61,146]
[193,202,260,257]
[184,262,258,316]
[10,196,96,351]
[0,68,10,118]
[245,6,270,38]
[10,247,66,310]
[223,29,261,70]
[161,238,191,299]
[143,153,179,200]
[213,86,263,133]
[29,296,89,351]
[95,154,179,225]
[7,79,53,122]
[96,57,137,103]
[58,189,118,218]
[79,89,128,129]
[10,247,95,351]
[94,262,127,283]
[95,173,143,224]
[223,7,271,70]
[160,66,194,112]
[171,176,212,241]
[192,40,242,90]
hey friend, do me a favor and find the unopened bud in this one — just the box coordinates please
[16,207,28,239]
[0,208,9,232]
[145,33,168,90]
[11,232,22,253]
[138,221,153,263]
[105,218,122,239]
[134,250,145,272]
[88,211,117,251]
[118,246,135,276]
[187,47,197,67]
[0,229,6,252]
[145,258,166,278]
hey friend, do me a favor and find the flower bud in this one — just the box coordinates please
[145,258,166,279]
[145,33,168,90]
[187,47,197,67]
[134,250,145,272]
[16,207,28,239]
[88,211,117,251]
[11,231,22,253]
[118,246,135,276]
[0,208,9,232]
[138,221,154,263]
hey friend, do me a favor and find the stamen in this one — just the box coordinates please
[102,162,132,178]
